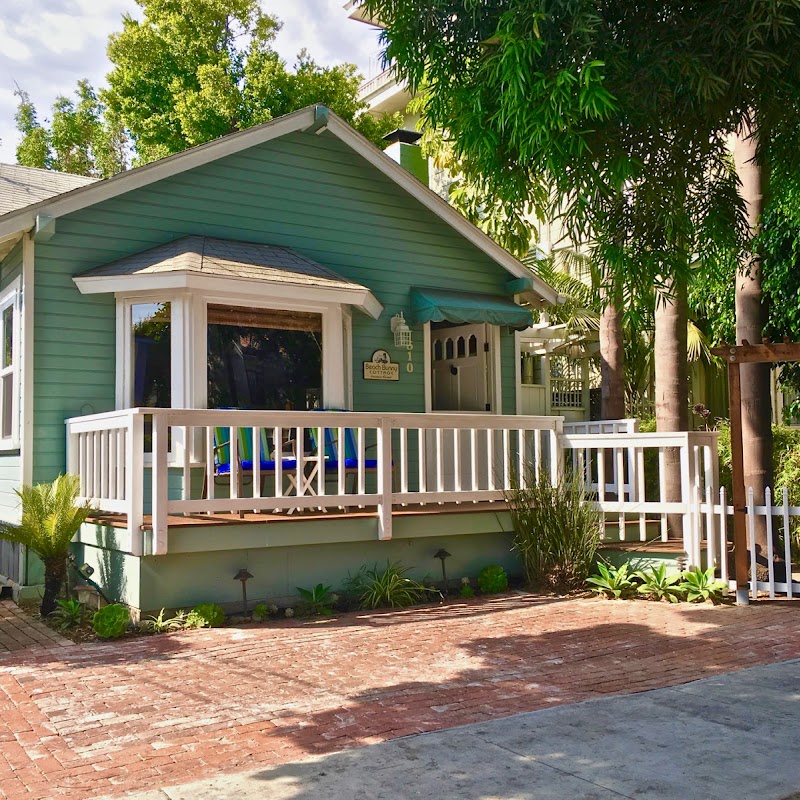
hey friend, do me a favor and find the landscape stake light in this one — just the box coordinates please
[234,569,254,613]
[434,549,451,594]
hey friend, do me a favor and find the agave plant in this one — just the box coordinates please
[678,567,728,603]
[635,564,685,603]
[586,562,638,599]
[52,598,84,630]
[296,583,335,617]
[0,474,93,617]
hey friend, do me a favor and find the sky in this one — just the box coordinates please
[0,0,382,164]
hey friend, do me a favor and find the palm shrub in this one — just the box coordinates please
[506,468,602,593]
[0,474,93,616]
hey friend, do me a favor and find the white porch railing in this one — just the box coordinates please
[559,429,720,567]
[66,408,564,556]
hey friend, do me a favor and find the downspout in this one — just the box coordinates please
[20,232,34,585]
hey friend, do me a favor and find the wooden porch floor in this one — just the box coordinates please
[88,501,505,530]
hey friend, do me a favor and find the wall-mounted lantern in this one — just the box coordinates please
[390,312,413,348]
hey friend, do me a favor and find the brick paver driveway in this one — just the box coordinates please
[0,599,73,654]
[1,595,799,800]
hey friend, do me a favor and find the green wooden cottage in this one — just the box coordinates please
[0,106,562,614]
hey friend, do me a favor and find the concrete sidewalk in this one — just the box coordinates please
[125,659,800,800]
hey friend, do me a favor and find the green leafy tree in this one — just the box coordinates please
[0,475,93,617]
[15,82,128,178]
[14,87,49,170]
[15,0,400,176]
[104,0,398,163]
[359,0,800,549]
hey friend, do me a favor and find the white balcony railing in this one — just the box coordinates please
[66,409,564,556]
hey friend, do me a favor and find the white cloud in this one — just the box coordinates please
[0,0,381,164]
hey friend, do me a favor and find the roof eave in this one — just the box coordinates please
[73,270,384,319]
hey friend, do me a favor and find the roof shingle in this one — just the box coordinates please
[0,164,97,216]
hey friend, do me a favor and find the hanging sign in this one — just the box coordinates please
[363,349,400,381]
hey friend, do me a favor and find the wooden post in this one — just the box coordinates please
[726,359,751,605]
[377,419,393,540]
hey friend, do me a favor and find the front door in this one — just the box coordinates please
[428,323,496,491]
[431,323,491,412]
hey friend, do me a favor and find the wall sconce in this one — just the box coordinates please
[390,312,413,348]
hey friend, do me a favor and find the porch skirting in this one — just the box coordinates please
[72,508,517,615]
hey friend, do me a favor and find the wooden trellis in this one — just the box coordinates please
[710,341,800,604]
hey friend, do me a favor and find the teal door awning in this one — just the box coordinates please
[409,287,533,330]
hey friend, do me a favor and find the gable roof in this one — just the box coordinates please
[0,163,96,216]
[74,235,383,318]
[0,106,557,306]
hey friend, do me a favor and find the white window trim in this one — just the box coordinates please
[0,278,21,451]
[116,291,183,410]
[115,287,351,412]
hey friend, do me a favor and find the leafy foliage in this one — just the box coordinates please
[191,602,225,628]
[459,582,474,599]
[0,474,93,616]
[635,564,685,603]
[677,567,728,603]
[477,565,509,595]
[296,583,335,617]
[92,604,131,639]
[586,562,637,599]
[506,469,601,593]
[351,562,436,609]
[15,0,400,176]
[139,608,187,633]
[52,599,84,630]
[251,602,278,621]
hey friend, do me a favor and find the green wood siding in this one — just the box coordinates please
[0,243,22,520]
[33,131,518,481]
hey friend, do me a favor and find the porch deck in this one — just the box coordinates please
[89,501,500,529]
[68,408,723,568]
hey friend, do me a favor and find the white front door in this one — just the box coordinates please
[428,323,497,491]
[431,323,492,412]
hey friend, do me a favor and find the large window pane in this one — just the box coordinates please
[132,302,171,407]
[207,305,322,410]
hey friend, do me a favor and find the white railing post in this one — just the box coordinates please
[680,438,695,562]
[150,411,169,555]
[783,488,793,600]
[377,418,393,540]
[127,412,144,556]
[747,487,758,600]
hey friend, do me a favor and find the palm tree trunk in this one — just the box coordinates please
[600,273,625,420]
[654,275,689,538]
[41,557,66,617]
[733,120,773,553]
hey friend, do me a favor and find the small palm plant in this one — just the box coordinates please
[0,474,93,616]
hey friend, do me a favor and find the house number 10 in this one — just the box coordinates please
[406,344,414,373]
